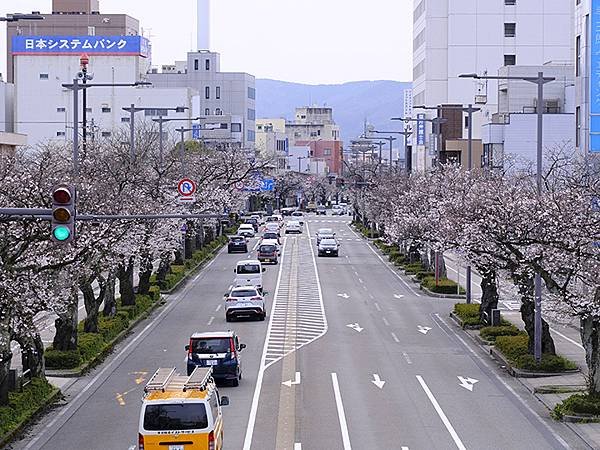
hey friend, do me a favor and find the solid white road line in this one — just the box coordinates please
[416,375,466,450]
[294,444,302,450]
[391,332,400,343]
[382,317,390,327]
[331,373,352,450]
[551,328,584,350]
[207,316,215,326]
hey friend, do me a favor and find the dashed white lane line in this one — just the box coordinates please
[382,317,390,326]
[374,302,382,312]
[358,278,364,284]
[402,352,413,365]
[207,316,215,326]
[391,332,400,343]
[215,304,222,312]
[331,373,352,450]
[416,375,466,450]
[295,444,302,450]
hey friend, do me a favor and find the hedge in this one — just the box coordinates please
[404,263,425,275]
[0,378,57,440]
[480,325,523,342]
[422,276,465,294]
[554,394,600,420]
[495,334,576,372]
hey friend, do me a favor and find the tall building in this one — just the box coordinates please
[256,119,288,170]
[148,51,256,149]
[412,0,574,170]
[5,0,139,83]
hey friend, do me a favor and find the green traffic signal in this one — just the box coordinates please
[53,226,71,242]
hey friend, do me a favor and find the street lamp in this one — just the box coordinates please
[152,116,204,166]
[391,116,447,167]
[460,71,555,363]
[121,105,189,163]
[362,131,400,172]
[61,80,152,177]
[175,126,195,178]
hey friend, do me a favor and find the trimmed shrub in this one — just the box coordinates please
[422,277,465,294]
[453,303,480,320]
[78,333,105,362]
[515,354,577,372]
[480,325,522,342]
[404,263,425,275]
[148,285,161,302]
[494,334,529,362]
[44,349,81,369]
[0,377,57,438]
[415,271,435,281]
[554,394,600,419]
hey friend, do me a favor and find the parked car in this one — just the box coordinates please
[257,243,278,264]
[316,205,327,215]
[318,238,339,257]
[184,330,246,386]
[224,285,266,321]
[316,228,335,244]
[228,235,248,253]
[238,224,255,238]
[291,211,305,225]
[285,220,303,234]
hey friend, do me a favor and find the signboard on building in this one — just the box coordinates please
[12,36,150,58]
[416,113,426,145]
[591,0,600,152]
[192,124,201,140]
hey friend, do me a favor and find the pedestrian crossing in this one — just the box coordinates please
[263,235,327,368]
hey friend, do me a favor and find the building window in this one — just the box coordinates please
[248,87,256,99]
[101,107,111,113]
[576,106,581,147]
[216,86,221,99]
[39,73,49,80]
[86,107,92,113]
[194,59,199,71]
[247,130,256,142]
[205,108,210,116]
[576,35,581,77]
[324,148,332,156]
[465,115,469,129]
[215,108,222,115]
[205,86,210,99]
[205,59,210,71]
[504,0,516,5]
[121,117,130,123]
[317,129,321,136]
[56,131,66,137]
[504,23,516,37]
[101,131,112,137]
[232,123,242,132]
[56,107,66,113]
[248,108,256,120]
[504,54,516,66]
[87,26,96,35]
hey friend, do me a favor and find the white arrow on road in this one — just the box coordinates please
[457,376,479,392]
[282,372,301,387]
[337,293,350,299]
[394,294,405,299]
[347,323,364,333]
[371,374,386,389]
[417,326,432,335]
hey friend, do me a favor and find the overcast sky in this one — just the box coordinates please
[0,0,413,84]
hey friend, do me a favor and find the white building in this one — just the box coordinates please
[148,51,256,149]
[255,118,288,169]
[285,107,341,144]
[13,36,200,145]
[412,0,574,170]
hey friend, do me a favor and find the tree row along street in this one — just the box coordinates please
[9,216,590,450]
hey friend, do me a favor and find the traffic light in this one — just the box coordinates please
[51,184,76,243]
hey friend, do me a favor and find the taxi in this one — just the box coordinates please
[138,367,230,450]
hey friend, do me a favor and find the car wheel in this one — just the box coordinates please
[231,377,239,387]
[259,312,266,321]
[226,315,232,322]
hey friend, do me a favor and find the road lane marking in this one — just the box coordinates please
[207,316,215,326]
[416,375,466,450]
[295,444,302,450]
[382,317,390,327]
[331,373,352,450]
[374,302,381,311]
[215,304,222,312]
[371,374,386,389]
[458,376,479,392]
[402,352,412,365]
[551,328,584,350]
[358,278,363,284]
[391,332,400,343]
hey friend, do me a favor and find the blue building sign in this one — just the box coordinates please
[12,36,150,57]
[192,124,201,140]
[416,113,426,146]
[591,0,600,152]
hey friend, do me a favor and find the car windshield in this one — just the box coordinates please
[143,403,208,431]
[292,212,302,216]
[232,288,259,297]
[231,237,245,242]
[318,229,333,235]
[191,337,231,354]
[259,245,276,253]
[264,233,278,239]
[266,217,277,222]
[237,264,260,274]
[321,239,337,245]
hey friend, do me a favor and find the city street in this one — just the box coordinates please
[10,216,591,450]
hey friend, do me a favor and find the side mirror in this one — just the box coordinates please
[220,396,230,407]
[233,268,236,273]
[262,267,266,272]
[239,343,247,351]
[185,345,190,351]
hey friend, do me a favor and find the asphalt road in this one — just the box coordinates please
[10,216,593,450]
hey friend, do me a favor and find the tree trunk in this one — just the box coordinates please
[185,238,193,259]
[138,256,153,296]
[157,253,171,285]
[173,249,184,265]
[515,272,556,355]
[16,332,45,379]
[53,287,79,351]
[581,316,600,395]
[0,315,12,405]
[478,268,499,323]
[102,271,117,317]
[82,275,108,333]
[118,258,136,307]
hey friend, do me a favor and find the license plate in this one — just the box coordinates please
[205,359,218,366]
[169,446,184,450]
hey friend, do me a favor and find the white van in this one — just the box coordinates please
[233,260,265,293]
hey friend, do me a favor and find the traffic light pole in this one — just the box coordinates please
[72,78,80,177]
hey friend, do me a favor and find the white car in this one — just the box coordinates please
[264,222,281,235]
[331,205,343,216]
[291,211,305,225]
[238,224,256,237]
[316,228,335,244]
[225,285,266,321]
[285,220,303,234]
[233,259,265,292]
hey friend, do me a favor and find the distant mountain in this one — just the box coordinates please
[255,79,412,142]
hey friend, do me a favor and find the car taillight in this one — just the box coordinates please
[138,433,144,450]
[226,297,236,302]
[188,339,193,356]
[250,297,262,301]
[208,431,215,450]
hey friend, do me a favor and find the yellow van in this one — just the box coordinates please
[138,367,229,450]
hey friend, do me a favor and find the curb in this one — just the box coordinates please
[419,285,467,299]
[0,385,61,448]
[45,298,166,378]
[489,343,580,379]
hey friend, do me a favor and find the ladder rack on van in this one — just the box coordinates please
[183,367,213,392]
[144,367,176,393]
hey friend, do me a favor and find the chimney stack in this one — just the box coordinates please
[197,0,210,50]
